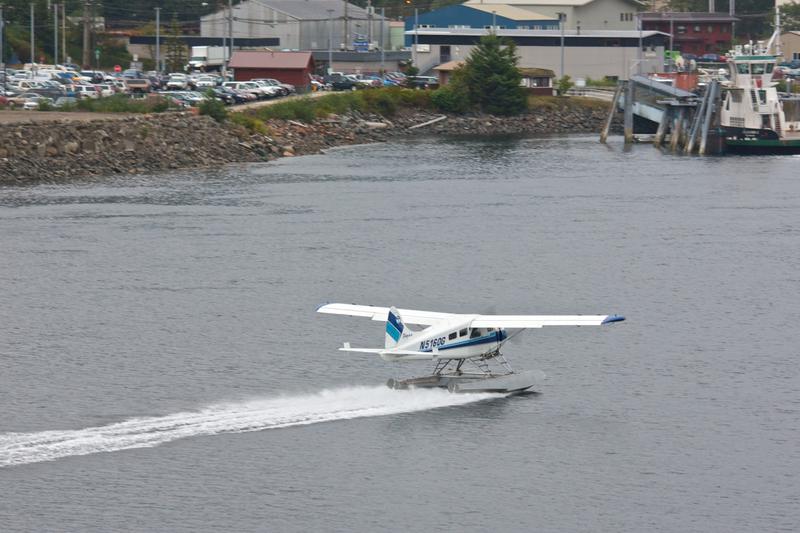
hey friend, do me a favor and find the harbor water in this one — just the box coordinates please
[1,135,798,532]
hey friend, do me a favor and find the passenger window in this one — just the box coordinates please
[487,328,494,332]
[459,328,467,337]
[448,332,457,340]
[470,329,481,338]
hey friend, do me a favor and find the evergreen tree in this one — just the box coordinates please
[455,33,527,116]
[164,14,186,73]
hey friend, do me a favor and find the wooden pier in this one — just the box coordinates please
[600,75,724,155]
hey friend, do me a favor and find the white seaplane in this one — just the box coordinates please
[317,303,625,394]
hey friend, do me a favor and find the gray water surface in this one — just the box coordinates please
[1,135,798,532]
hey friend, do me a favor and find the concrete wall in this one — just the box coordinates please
[782,32,800,62]
[417,42,663,80]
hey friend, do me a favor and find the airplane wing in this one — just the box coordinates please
[316,303,455,326]
[470,314,625,329]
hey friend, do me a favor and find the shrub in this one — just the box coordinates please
[430,86,469,113]
[37,99,54,111]
[555,75,575,96]
[198,93,228,123]
[229,112,271,135]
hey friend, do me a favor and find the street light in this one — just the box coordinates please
[557,12,566,79]
[327,8,334,74]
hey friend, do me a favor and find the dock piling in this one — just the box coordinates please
[624,81,635,144]
[600,84,623,144]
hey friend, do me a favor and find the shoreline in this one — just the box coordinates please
[0,101,618,184]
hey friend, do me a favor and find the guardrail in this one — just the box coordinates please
[565,87,617,101]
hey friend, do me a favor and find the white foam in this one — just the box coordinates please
[0,386,501,467]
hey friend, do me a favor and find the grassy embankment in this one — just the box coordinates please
[226,88,610,133]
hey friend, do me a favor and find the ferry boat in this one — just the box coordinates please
[719,13,800,154]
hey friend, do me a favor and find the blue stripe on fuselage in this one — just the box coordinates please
[419,330,504,353]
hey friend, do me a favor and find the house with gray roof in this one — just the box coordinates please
[201,0,389,52]
[463,0,647,31]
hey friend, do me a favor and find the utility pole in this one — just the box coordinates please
[82,0,91,67]
[367,0,372,44]
[327,8,333,74]
[1,5,5,93]
[30,3,35,64]
[227,0,233,74]
[637,12,642,75]
[380,7,385,73]
[54,3,58,66]
[155,7,160,73]
[413,7,418,66]
[558,12,565,79]
[61,2,65,64]
[343,0,349,50]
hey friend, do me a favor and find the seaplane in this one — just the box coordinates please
[317,303,625,394]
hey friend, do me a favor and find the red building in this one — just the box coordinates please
[229,51,314,89]
[640,12,739,56]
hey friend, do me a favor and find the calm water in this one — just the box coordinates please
[1,135,798,532]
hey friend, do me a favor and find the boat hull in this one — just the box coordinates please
[724,138,800,155]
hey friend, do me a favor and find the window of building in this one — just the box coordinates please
[722,25,729,33]
[693,25,700,32]
[677,25,686,34]
[794,52,800,60]
[708,25,713,33]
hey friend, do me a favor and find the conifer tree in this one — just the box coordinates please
[164,14,187,73]
[456,33,527,116]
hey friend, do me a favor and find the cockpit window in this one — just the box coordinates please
[470,329,481,338]
[737,63,749,75]
[752,63,765,75]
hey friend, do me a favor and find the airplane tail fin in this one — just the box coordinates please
[385,306,414,349]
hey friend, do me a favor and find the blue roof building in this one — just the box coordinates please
[404,4,559,46]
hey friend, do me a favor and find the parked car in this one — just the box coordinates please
[22,95,53,110]
[700,53,725,63]
[405,75,439,89]
[96,84,115,97]
[217,86,251,104]
[75,85,100,99]
[125,78,152,93]
[194,75,219,89]
[166,73,189,90]
[251,78,293,95]
[53,96,78,108]
[325,74,360,91]
[6,92,45,108]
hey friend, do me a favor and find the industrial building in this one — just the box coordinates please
[201,0,390,52]
[407,27,667,81]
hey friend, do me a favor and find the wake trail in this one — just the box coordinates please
[0,386,501,467]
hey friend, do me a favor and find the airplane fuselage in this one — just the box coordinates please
[386,318,509,361]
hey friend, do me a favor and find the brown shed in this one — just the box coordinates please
[230,51,315,90]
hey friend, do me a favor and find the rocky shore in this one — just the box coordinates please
[0,102,617,184]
